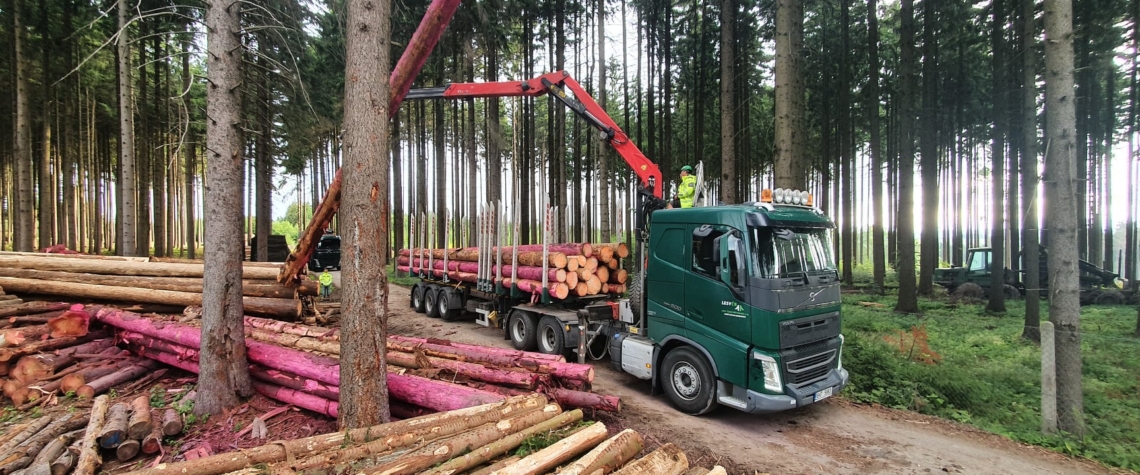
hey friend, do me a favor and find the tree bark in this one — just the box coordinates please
[78,359,161,399]
[0,268,315,298]
[1021,0,1041,341]
[116,0,136,257]
[774,0,806,189]
[128,395,153,439]
[720,0,736,204]
[124,395,547,475]
[255,41,272,263]
[200,0,254,416]
[493,422,609,475]
[987,0,1008,312]
[868,0,885,293]
[421,409,582,475]
[183,28,197,259]
[610,443,689,475]
[1043,0,1083,435]
[558,429,643,475]
[0,278,301,320]
[918,0,939,296]
[13,0,34,252]
[74,395,108,475]
[340,0,394,429]
[894,0,920,313]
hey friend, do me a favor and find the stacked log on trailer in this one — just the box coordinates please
[0,252,312,320]
[113,394,726,475]
[396,242,630,300]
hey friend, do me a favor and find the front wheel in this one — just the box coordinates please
[661,347,717,415]
[1003,284,1022,301]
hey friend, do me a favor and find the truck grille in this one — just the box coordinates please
[785,350,835,385]
[778,312,840,349]
[779,336,841,387]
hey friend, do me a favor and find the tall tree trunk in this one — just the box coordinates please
[153,36,168,258]
[1043,0,1083,435]
[393,114,403,256]
[774,0,805,189]
[918,0,939,296]
[1021,0,1040,341]
[720,0,736,204]
[868,0,885,293]
[1127,0,1139,294]
[255,41,272,262]
[38,0,54,249]
[14,0,35,252]
[486,49,502,205]
[597,0,611,239]
[183,30,197,259]
[198,0,253,416]
[435,60,446,248]
[840,0,853,287]
[894,0,919,313]
[987,0,1008,312]
[339,0,393,427]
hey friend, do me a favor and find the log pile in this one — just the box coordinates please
[112,394,726,475]
[397,242,630,300]
[0,252,312,320]
[241,316,619,412]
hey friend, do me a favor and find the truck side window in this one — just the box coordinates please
[691,225,726,279]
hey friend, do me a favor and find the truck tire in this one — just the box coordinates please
[424,286,442,319]
[951,282,985,300]
[439,290,464,321]
[508,310,539,351]
[661,347,717,415]
[1096,290,1125,305]
[411,284,427,313]
[627,273,643,320]
[536,316,566,355]
[1003,284,1021,301]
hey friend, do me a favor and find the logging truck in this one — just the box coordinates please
[397,71,848,416]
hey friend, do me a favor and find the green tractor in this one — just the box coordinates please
[934,247,1133,305]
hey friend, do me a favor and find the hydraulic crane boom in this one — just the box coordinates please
[406,71,664,199]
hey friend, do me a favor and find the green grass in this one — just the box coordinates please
[387,264,420,286]
[841,291,1140,469]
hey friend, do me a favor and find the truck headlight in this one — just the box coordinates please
[753,352,782,392]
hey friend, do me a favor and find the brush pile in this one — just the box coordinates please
[0,252,314,320]
[114,394,725,475]
[396,242,630,300]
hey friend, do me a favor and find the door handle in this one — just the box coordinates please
[689,309,704,320]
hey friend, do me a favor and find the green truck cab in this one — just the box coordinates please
[614,196,848,414]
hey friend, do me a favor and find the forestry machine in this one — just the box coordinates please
[404,71,848,415]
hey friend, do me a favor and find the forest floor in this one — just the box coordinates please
[377,281,1127,475]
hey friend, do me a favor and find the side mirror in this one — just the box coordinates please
[717,233,746,290]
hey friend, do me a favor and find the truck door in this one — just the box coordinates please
[647,226,688,329]
[684,225,751,340]
[966,249,992,288]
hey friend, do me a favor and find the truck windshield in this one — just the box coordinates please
[751,228,837,278]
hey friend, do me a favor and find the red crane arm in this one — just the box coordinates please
[406,70,664,198]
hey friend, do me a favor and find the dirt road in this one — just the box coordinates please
[384,284,1117,475]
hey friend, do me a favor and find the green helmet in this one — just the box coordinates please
[681,165,693,172]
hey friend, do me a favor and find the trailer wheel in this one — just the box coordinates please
[439,290,464,321]
[1096,290,1125,305]
[508,310,538,351]
[536,316,566,355]
[662,347,717,415]
[1003,284,1022,301]
[424,286,442,319]
[411,284,427,313]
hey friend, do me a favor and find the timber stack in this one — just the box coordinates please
[396,242,630,300]
[0,251,313,320]
[115,394,726,475]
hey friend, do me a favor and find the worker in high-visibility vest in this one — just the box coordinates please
[677,165,697,208]
[319,268,334,300]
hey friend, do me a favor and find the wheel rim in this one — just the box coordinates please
[540,325,557,352]
[511,315,527,343]
[426,293,436,313]
[671,362,701,401]
[413,288,422,307]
